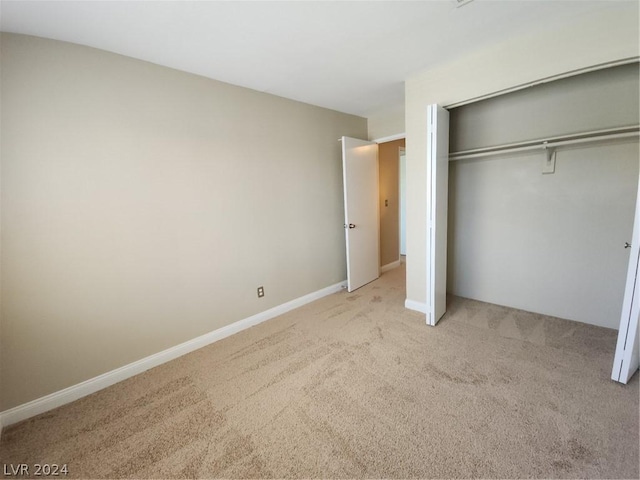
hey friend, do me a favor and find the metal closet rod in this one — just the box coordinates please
[449,125,640,161]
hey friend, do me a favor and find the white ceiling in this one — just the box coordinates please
[0,1,633,117]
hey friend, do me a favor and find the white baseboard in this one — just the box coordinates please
[381,260,401,273]
[405,298,428,314]
[0,280,347,428]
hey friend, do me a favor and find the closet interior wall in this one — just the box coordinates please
[448,63,640,329]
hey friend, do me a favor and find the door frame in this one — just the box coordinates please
[399,146,407,259]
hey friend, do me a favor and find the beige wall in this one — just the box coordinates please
[378,139,405,268]
[368,104,405,141]
[405,5,639,310]
[0,33,367,411]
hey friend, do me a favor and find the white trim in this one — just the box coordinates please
[373,133,406,144]
[381,260,401,273]
[0,280,347,428]
[405,299,428,314]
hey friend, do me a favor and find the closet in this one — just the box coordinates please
[446,63,640,329]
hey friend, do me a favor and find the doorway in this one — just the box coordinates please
[377,138,406,272]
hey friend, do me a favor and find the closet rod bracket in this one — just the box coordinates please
[542,142,556,174]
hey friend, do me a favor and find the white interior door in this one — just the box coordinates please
[426,105,450,326]
[342,136,379,292]
[612,172,640,384]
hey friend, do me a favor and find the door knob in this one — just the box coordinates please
[349,224,356,229]
[625,242,632,249]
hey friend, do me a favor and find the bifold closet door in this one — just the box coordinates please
[612,170,640,384]
[427,104,450,326]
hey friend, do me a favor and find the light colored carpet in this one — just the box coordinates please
[1,265,638,479]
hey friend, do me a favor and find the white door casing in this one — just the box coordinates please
[341,136,380,292]
[400,149,407,256]
[612,169,640,384]
[426,105,450,326]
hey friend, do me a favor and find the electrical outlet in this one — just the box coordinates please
[257,286,264,298]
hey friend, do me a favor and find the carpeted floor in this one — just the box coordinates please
[1,265,638,479]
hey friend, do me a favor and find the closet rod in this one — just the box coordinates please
[449,125,640,161]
